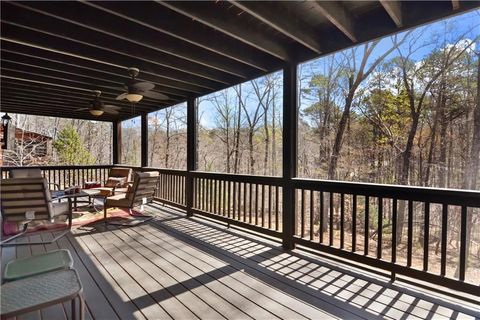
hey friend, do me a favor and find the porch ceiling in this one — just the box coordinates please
[1,1,478,122]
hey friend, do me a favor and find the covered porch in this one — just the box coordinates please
[1,1,480,319]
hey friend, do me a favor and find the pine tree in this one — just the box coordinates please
[53,125,95,165]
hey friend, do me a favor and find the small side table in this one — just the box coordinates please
[1,269,84,320]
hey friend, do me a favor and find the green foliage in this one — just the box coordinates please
[53,125,95,165]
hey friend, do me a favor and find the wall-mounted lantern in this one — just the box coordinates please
[1,113,12,149]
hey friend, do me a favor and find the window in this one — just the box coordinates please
[148,103,187,169]
[197,71,283,175]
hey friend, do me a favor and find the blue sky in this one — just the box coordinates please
[131,9,480,130]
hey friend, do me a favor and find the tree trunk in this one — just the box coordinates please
[328,89,354,180]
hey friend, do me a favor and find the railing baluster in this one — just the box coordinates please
[243,183,247,222]
[255,184,259,225]
[329,192,334,246]
[441,204,448,276]
[261,184,265,228]
[275,186,279,231]
[423,202,430,271]
[201,178,205,210]
[310,190,314,241]
[268,185,272,229]
[249,183,253,224]
[378,197,383,259]
[364,196,369,256]
[407,200,413,267]
[352,194,357,252]
[392,199,398,264]
[320,191,324,244]
[268,184,272,229]
[459,206,467,282]
[340,193,345,249]
[227,181,231,218]
[300,189,305,238]
[392,198,398,281]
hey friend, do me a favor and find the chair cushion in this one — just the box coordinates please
[52,202,70,217]
[109,168,132,187]
[10,169,43,178]
[93,187,114,197]
[106,193,131,207]
[105,177,125,187]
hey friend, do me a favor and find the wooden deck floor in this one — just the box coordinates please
[2,203,479,320]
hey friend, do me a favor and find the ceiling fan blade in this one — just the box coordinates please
[103,105,122,110]
[103,109,119,115]
[130,81,155,91]
[74,107,89,111]
[142,90,169,100]
[116,92,128,100]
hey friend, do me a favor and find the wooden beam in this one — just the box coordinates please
[228,1,322,54]
[311,1,357,42]
[7,2,250,81]
[0,103,117,122]
[1,68,172,108]
[1,21,223,90]
[157,1,291,61]
[282,63,298,250]
[1,79,167,110]
[83,1,274,72]
[186,97,197,217]
[113,121,120,164]
[1,46,192,98]
[380,0,403,27]
[141,113,148,167]
[1,53,183,103]
[452,0,460,10]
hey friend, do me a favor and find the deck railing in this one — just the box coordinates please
[1,164,479,296]
[1,165,112,189]
[292,178,480,296]
[190,171,283,237]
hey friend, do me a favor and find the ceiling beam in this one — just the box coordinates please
[0,71,171,108]
[380,0,403,27]
[228,1,322,54]
[1,39,202,95]
[157,1,291,61]
[8,2,251,81]
[1,78,165,108]
[0,52,183,102]
[0,21,225,90]
[82,1,275,72]
[0,92,160,114]
[310,1,357,42]
[0,103,117,122]
[452,0,460,10]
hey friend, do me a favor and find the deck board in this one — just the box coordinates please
[2,202,479,320]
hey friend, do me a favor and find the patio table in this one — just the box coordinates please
[1,269,84,320]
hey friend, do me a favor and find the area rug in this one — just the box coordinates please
[2,207,146,236]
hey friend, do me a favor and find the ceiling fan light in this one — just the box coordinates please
[126,93,143,103]
[89,109,104,116]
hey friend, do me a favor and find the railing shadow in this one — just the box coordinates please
[110,203,479,320]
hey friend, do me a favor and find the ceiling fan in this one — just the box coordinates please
[115,67,169,103]
[75,90,121,116]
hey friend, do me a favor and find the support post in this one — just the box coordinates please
[141,113,148,168]
[282,63,298,250]
[112,121,121,165]
[186,97,197,217]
